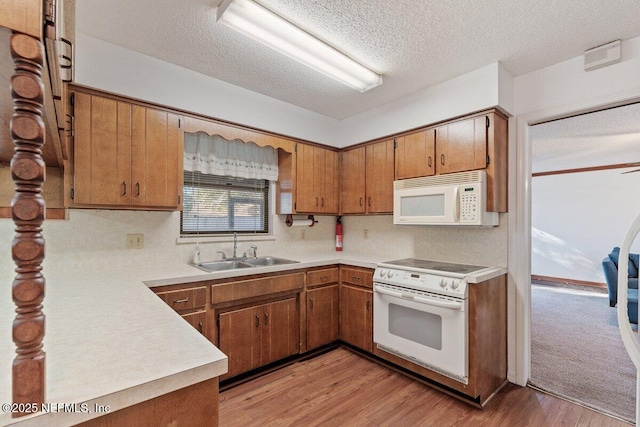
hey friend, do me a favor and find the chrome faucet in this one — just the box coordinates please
[243,245,258,260]
[216,250,227,261]
[232,232,238,260]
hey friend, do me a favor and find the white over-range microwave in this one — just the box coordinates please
[393,170,499,226]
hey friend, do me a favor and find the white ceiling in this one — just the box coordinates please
[531,102,640,173]
[76,0,640,120]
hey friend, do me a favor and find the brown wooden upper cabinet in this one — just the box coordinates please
[71,90,183,210]
[436,115,487,175]
[295,143,339,214]
[395,129,436,180]
[341,139,394,214]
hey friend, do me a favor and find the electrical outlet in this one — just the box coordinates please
[363,229,369,239]
[126,234,144,249]
[300,229,306,239]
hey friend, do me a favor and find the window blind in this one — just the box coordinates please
[181,171,269,235]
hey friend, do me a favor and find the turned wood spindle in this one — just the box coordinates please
[10,32,46,417]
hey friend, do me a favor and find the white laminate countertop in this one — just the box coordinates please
[0,250,506,426]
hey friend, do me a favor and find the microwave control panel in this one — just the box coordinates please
[459,185,479,223]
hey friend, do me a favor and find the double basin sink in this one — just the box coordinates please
[193,256,299,273]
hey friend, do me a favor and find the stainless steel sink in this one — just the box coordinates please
[243,256,299,266]
[194,260,254,272]
[192,256,298,272]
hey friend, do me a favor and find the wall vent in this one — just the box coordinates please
[584,40,621,71]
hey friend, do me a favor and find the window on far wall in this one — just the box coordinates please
[181,171,269,235]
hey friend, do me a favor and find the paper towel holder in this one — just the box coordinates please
[285,214,317,227]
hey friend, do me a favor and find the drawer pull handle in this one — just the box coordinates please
[351,276,361,281]
[320,276,328,281]
[173,297,189,304]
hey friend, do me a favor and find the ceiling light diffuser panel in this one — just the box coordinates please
[216,0,382,92]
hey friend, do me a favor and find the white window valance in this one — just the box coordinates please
[184,132,278,181]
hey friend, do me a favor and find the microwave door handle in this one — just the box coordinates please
[413,295,464,310]
[453,186,460,222]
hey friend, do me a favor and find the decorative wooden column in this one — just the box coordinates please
[10,32,46,417]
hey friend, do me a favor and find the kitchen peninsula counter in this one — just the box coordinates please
[0,251,506,426]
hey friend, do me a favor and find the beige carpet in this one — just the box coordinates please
[530,284,636,423]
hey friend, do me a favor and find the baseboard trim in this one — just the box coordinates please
[531,275,606,290]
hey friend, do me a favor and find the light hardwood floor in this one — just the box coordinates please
[219,347,631,427]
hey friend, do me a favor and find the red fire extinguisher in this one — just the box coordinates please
[336,216,343,251]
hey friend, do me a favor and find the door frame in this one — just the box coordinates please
[509,88,640,386]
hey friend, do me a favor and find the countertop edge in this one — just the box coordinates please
[0,358,227,427]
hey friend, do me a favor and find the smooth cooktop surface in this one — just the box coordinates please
[381,258,488,275]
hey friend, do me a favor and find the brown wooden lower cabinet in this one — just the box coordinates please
[339,284,373,352]
[78,378,218,427]
[306,284,339,350]
[219,297,298,380]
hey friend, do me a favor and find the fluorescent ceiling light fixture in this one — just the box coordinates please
[216,0,382,92]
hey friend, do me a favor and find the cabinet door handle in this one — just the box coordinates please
[440,154,445,165]
[121,181,127,196]
[368,197,372,207]
[428,156,432,167]
[255,315,260,328]
[264,313,269,326]
[315,197,319,207]
[366,300,371,311]
[321,197,324,207]
[359,197,363,207]
[309,299,314,309]
[198,322,203,334]
[173,297,188,304]
[136,182,140,196]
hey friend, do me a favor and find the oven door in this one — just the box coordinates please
[373,283,468,383]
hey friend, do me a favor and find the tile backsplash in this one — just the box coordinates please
[0,210,507,277]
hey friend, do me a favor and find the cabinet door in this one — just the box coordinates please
[365,140,394,213]
[395,130,435,180]
[339,284,373,352]
[340,147,366,214]
[73,92,131,205]
[322,149,339,214]
[131,106,183,208]
[262,298,299,365]
[307,284,339,350]
[295,143,317,212]
[436,116,487,174]
[182,310,207,336]
[218,306,262,379]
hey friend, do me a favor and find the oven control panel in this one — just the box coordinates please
[374,268,467,298]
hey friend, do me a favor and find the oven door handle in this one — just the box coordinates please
[375,285,463,310]
[413,295,463,310]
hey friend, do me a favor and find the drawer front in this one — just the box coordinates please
[307,267,339,287]
[340,266,373,289]
[159,286,207,311]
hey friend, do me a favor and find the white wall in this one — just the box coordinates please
[514,36,640,116]
[75,33,339,146]
[531,169,640,283]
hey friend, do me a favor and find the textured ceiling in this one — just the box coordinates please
[531,102,640,173]
[77,0,640,120]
